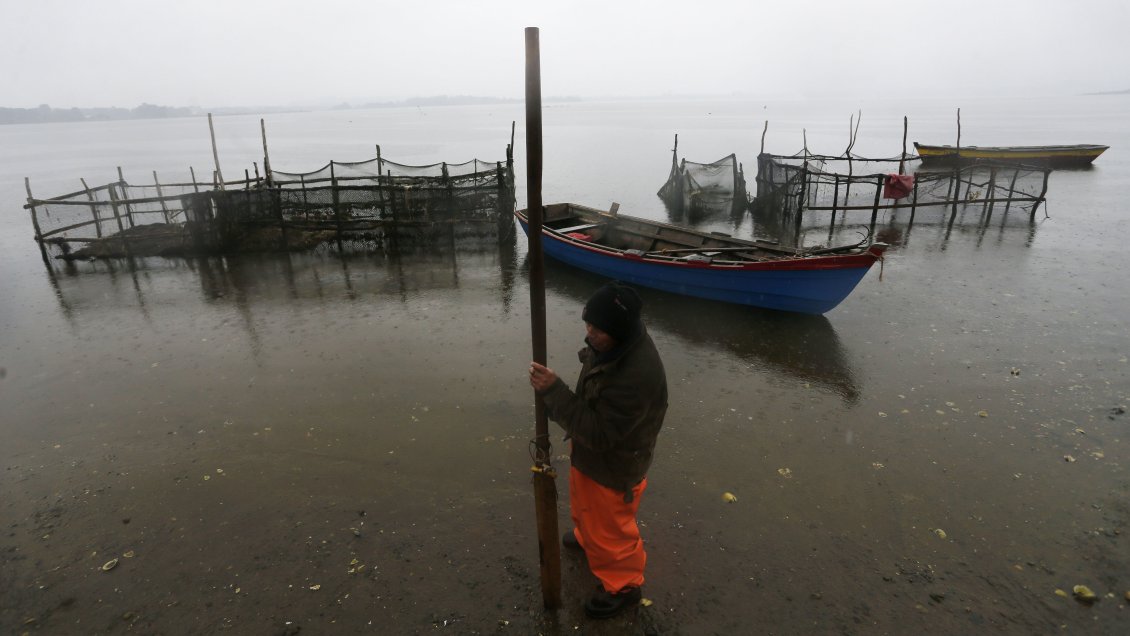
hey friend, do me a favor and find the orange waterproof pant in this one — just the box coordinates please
[569,466,647,593]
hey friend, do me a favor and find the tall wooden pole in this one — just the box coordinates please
[208,113,225,190]
[261,118,273,188]
[524,25,561,610]
[899,116,908,176]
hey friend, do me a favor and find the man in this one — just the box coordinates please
[528,281,668,619]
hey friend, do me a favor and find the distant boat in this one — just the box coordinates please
[517,203,886,314]
[914,142,1108,167]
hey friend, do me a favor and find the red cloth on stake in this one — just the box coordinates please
[883,174,915,200]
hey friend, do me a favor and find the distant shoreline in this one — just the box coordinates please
[0,96,581,126]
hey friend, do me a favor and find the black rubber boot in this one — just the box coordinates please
[562,530,583,550]
[584,585,641,619]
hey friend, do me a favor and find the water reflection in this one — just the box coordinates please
[536,257,861,403]
[44,235,520,341]
[661,194,748,231]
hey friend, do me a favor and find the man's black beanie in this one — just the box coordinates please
[582,281,642,342]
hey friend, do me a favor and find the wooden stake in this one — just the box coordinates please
[760,120,768,155]
[984,167,998,221]
[375,145,385,211]
[260,118,273,187]
[108,185,132,257]
[25,177,44,241]
[153,171,171,224]
[524,25,561,611]
[870,175,883,232]
[1031,168,1050,220]
[330,161,343,241]
[25,178,52,262]
[829,175,840,237]
[208,113,225,190]
[909,174,919,226]
[117,166,135,227]
[1003,168,1020,215]
[899,116,908,176]
[80,177,103,238]
[955,108,962,151]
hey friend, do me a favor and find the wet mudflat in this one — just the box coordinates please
[3,98,1130,634]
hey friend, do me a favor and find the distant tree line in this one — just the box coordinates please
[0,96,585,125]
[0,103,199,125]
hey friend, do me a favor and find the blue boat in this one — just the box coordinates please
[517,203,886,314]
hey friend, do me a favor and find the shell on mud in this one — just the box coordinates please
[722,492,738,503]
[1054,589,1069,598]
[933,528,947,540]
[777,468,793,478]
[640,598,654,607]
[122,550,135,558]
[101,558,119,572]
[1072,585,1098,603]
[1124,590,1130,602]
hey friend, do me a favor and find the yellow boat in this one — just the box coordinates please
[914,142,1108,167]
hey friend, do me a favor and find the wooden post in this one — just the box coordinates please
[760,120,768,155]
[955,108,962,153]
[951,169,961,221]
[208,113,225,190]
[495,161,507,233]
[442,162,452,220]
[870,175,883,232]
[25,178,51,262]
[190,166,200,193]
[330,161,344,242]
[24,177,44,241]
[261,118,273,187]
[1002,168,1020,215]
[524,25,561,611]
[899,116,908,176]
[299,174,310,219]
[794,163,808,247]
[909,174,919,227]
[117,166,135,227]
[386,168,399,241]
[153,171,171,224]
[828,175,840,237]
[1031,168,1050,220]
[375,145,386,214]
[80,177,104,238]
[983,167,998,222]
[107,185,132,257]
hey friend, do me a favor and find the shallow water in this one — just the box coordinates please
[2,96,1129,633]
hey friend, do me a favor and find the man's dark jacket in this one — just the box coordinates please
[541,323,668,499]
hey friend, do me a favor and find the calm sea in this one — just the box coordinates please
[1,96,1128,633]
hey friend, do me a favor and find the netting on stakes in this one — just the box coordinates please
[25,152,516,260]
[657,144,748,216]
[754,150,1052,246]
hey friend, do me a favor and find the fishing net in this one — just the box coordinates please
[755,151,1051,221]
[27,153,516,259]
[658,153,748,216]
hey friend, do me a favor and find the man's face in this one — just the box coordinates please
[585,322,617,353]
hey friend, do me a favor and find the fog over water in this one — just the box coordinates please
[1,93,1129,632]
[3,2,1130,632]
[2,0,1128,109]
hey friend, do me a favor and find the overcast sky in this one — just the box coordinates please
[2,0,1127,109]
